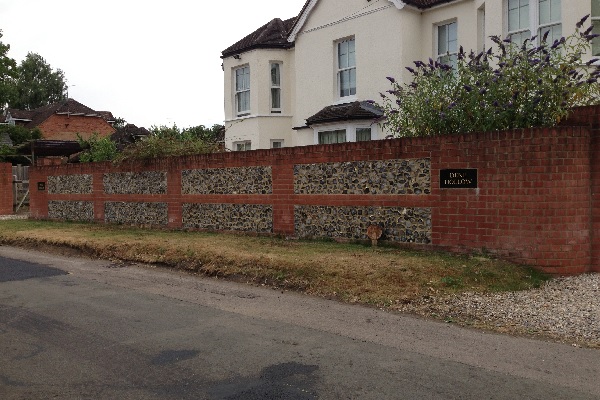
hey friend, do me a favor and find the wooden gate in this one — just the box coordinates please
[12,165,29,212]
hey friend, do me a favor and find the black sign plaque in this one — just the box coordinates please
[37,182,46,191]
[440,169,478,189]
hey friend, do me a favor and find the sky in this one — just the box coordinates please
[0,0,306,129]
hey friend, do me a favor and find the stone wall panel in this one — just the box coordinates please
[48,174,93,194]
[295,205,431,243]
[294,159,430,195]
[182,166,272,195]
[105,202,168,226]
[104,171,167,194]
[48,201,94,221]
[183,203,273,233]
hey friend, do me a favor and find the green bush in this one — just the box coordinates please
[378,15,600,137]
[77,133,118,163]
[0,124,41,145]
[113,126,223,163]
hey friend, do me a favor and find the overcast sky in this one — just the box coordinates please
[0,0,306,129]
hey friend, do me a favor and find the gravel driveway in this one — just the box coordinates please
[398,273,600,348]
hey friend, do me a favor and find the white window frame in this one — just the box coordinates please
[234,65,250,117]
[505,0,562,46]
[313,122,377,145]
[478,5,486,52]
[592,0,600,56]
[270,62,282,114]
[336,37,357,101]
[436,21,458,68]
[270,139,284,149]
[234,140,251,151]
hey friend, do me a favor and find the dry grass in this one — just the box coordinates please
[0,220,549,307]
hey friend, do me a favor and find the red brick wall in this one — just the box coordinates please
[0,163,13,215]
[38,114,115,141]
[28,106,600,274]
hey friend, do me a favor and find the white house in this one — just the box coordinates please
[222,0,599,151]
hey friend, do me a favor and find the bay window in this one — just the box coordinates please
[235,66,250,116]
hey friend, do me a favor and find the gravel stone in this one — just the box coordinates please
[397,274,600,347]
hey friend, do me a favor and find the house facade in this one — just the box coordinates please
[4,98,116,141]
[222,0,598,151]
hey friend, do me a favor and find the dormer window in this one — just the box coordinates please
[337,38,356,98]
[235,66,250,116]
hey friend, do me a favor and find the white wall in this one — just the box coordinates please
[224,0,594,149]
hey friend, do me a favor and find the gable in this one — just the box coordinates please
[289,0,460,41]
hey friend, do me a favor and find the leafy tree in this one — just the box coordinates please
[0,30,17,109]
[0,124,41,146]
[379,16,600,137]
[77,133,118,163]
[112,117,127,130]
[10,52,67,110]
[183,124,225,143]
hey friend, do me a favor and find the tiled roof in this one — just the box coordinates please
[222,17,296,58]
[5,109,35,121]
[306,101,383,126]
[5,98,113,129]
[111,124,151,150]
[97,111,115,122]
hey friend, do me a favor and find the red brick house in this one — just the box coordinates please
[4,98,116,140]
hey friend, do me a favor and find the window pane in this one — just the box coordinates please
[338,41,348,69]
[539,24,561,44]
[520,2,530,29]
[538,0,560,25]
[271,141,282,149]
[271,88,281,109]
[438,25,447,54]
[237,91,249,113]
[319,130,347,144]
[356,128,372,142]
[594,24,600,56]
[348,39,356,67]
[593,0,600,17]
[349,68,356,96]
[510,30,530,47]
[448,22,458,53]
[271,63,280,86]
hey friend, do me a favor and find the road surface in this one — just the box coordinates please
[0,245,598,399]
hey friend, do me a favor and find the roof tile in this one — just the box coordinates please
[222,17,296,58]
[306,101,383,126]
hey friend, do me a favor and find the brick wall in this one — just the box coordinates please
[0,163,13,215]
[28,106,600,274]
[38,114,115,141]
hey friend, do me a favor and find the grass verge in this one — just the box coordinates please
[0,220,549,308]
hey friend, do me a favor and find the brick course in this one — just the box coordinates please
[26,106,600,274]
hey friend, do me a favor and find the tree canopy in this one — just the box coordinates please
[9,52,67,110]
[0,30,17,109]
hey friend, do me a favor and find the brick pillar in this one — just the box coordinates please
[0,163,12,215]
[272,154,296,237]
[591,129,600,272]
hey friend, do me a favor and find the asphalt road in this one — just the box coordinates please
[0,245,598,400]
